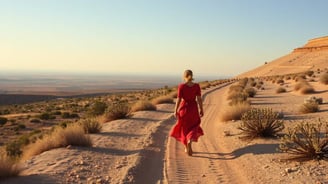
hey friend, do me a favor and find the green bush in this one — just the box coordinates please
[279,120,328,160]
[238,108,284,140]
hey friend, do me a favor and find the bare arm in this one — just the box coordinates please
[174,97,182,118]
[196,95,204,117]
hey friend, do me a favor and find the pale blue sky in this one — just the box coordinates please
[0,0,327,77]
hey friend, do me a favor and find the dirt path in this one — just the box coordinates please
[164,83,249,184]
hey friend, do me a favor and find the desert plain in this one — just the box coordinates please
[1,36,328,184]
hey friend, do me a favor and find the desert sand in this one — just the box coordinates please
[2,36,328,184]
[2,76,328,184]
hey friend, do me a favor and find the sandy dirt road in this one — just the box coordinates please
[164,83,249,184]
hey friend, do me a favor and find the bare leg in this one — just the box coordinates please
[187,140,193,156]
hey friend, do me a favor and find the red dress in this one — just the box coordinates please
[170,83,204,145]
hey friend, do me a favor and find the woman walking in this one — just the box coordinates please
[170,70,204,156]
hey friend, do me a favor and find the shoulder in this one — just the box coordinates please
[178,83,185,88]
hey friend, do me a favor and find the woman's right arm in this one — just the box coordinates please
[174,97,182,118]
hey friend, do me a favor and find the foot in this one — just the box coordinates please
[186,141,193,156]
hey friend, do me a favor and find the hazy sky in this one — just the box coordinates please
[0,0,327,77]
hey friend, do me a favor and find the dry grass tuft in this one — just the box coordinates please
[0,156,21,179]
[131,100,157,112]
[101,103,130,122]
[220,102,251,122]
[294,81,315,94]
[23,123,92,159]
[299,102,319,114]
[244,87,257,97]
[279,120,328,160]
[319,73,328,85]
[152,95,174,105]
[79,118,102,133]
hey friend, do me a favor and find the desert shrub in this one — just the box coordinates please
[294,81,315,94]
[0,156,21,179]
[52,111,62,115]
[276,87,287,94]
[131,100,157,112]
[244,87,257,97]
[30,118,41,123]
[279,120,328,160]
[229,84,244,92]
[102,103,130,122]
[0,117,8,125]
[228,95,249,106]
[89,101,107,116]
[58,121,73,128]
[250,81,257,87]
[39,113,55,120]
[220,102,251,121]
[299,102,319,114]
[18,124,26,129]
[238,108,284,140]
[152,96,174,105]
[304,96,323,104]
[61,112,79,119]
[23,123,92,159]
[5,141,22,157]
[305,71,314,77]
[276,79,284,84]
[319,73,328,85]
[79,118,102,134]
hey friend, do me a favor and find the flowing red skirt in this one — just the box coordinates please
[170,101,204,145]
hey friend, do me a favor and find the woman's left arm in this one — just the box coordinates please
[196,95,204,117]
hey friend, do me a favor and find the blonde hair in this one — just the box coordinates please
[184,69,194,82]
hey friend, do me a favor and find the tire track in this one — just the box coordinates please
[165,83,246,184]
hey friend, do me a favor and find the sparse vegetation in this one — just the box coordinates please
[0,156,21,179]
[79,118,102,133]
[294,81,315,94]
[299,102,319,114]
[238,108,284,140]
[88,101,107,116]
[23,123,92,159]
[152,96,174,105]
[244,87,257,97]
[279,120,328,160]
[131,100,157,112]
[102,103,130,122]
[220,102,251,121]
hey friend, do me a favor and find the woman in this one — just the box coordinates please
[170,70,204,156]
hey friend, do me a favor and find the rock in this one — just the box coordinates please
[66,145,72,149]
[285,167,299,173]
[79,160,84,165]
[263,165,270,169]
[202,174,206,177]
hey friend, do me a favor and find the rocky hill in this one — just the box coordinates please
[238,36,328,77]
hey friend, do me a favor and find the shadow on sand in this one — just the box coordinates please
[192,143,280,160]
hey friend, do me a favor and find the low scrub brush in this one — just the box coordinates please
[238,108,284,140]
[102,102,130,122]
[279,120,328,160]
